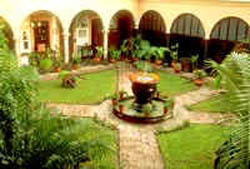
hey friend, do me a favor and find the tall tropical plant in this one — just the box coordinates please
[207,52,250,169]
[0,27,114,169]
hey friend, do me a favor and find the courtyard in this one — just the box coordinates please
[0,0,249,169]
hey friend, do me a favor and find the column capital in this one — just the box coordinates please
[63,32,71,37]
[134,23,139,29]
[102,28,110,33]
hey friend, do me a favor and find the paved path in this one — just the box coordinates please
[47,64,234,169]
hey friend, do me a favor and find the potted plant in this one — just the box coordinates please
[174,62,182,73]
[109,48,121,63]
[82,47,93,59]
[180,57,192,72]
[95,46,104,62]
[54,62,62,72]
[29,51,41,67]
[163,98,174,114]
[58,70,80,88]
[39,58,53,73]
[193,69,206,86]
[152,47,169,65]
[72,53,81,70]
[120,39,131,61]
[53,58,63,72]
[190,54,199,71]
[130,36,153,62]
[169,44,179,67]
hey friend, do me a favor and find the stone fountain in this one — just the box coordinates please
[113,72,173,123]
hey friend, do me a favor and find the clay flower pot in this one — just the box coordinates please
[55,67,61,73]
[155,60,163,65]
[174,63,182,73]
[171,61,177,68]
[194,78,203,86]
[72,64,78,70]
[109,59,116,63]
[94,57,101,63]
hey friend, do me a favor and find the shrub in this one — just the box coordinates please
[40,58,53,72]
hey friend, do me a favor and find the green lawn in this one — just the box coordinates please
[188,94,233,113]
[157,71,197,97]
[38,70,117,104]
[157,124,230,169]
[77,118,117,168]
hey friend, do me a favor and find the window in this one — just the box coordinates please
[22,31,30,52]
[76,19,88,46]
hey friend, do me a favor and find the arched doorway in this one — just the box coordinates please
[170,14,205,65]
[209,17,250,63]
[139,10,166,46]
[0,17,14,50]
[109,10,134,49]
[69,10,103,59]
[21,10,64,57]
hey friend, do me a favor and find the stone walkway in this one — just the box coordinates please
[47,64,234,169]
[40,64,114,81]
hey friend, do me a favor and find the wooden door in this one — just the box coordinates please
[34,21,50,52]
[91,18,103,47]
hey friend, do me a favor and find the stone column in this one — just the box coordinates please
[103,29,109,59]
[63,32,70,64]
[14,29,22,66]
[15,38,21,66]
[134,22,139,36]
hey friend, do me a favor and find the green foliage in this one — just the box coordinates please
[40,58,53,71]
[193,69,207,79]
[152,47,169,60]
[0,28,116,169]
[29,51,41,67]
[104,93,119,100]
[72,52,82,65]
[134,60,153,72]
[174,62,182,70]
[120,39,131,57]
[96,46,104,58]
[191,54,199,70]
[142,104,153,115]
[207,51,250,168]
[109,48,121,60]
[58,70,71,80]
[169,43,179,61]
[129,36,152,60]
[164,98,174,109]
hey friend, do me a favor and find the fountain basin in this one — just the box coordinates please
[129,73,160,104]
[113,96,173,123]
